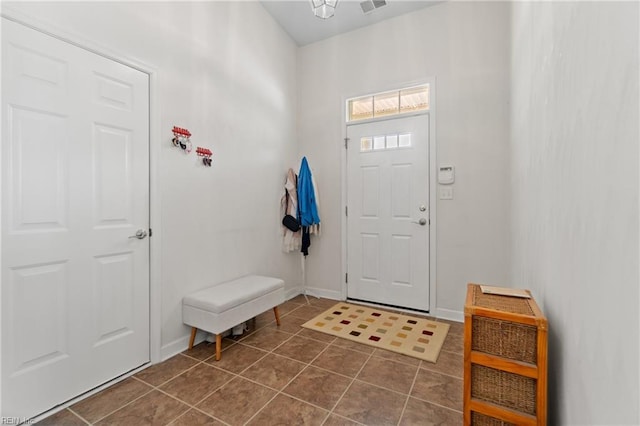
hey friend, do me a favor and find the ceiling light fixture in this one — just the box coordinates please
[311,0,339,19]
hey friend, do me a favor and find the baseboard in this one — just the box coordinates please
[286,286,340,302]
[434,307,464,323]
[302,287,342,301]
[160,332,207,361]
[285,286,303,301]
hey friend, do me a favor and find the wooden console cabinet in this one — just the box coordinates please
[464,283,548,425]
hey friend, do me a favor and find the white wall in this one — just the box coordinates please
[2,1,300,358]
[297,1,511,317]
[510,1,639,424]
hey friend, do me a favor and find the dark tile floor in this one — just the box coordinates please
[38,296,463,425]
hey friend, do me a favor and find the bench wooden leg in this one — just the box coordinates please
[215,334,222,361]
[188,327,197,350]
[273,306,281,326]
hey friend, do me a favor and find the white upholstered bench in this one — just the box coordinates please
[182,275,285,361]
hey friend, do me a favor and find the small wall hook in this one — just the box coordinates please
[172,126,192,154]
[196,147,213,167]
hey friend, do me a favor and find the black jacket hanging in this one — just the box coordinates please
[301,227,310,256]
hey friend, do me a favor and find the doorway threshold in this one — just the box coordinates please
[346,298,432,317]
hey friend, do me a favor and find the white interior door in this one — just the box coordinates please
[347,114,430,311]
[1,19,150,419]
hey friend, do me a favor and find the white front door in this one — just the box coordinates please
[346,114,430,311]
[1,19,150,419]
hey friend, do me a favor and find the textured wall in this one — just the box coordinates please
[510,2,639,423]
[2,1,300,357]
[297,1,512,317]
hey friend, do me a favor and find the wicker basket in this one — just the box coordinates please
[464,283,548,426]
[471,411,516,426]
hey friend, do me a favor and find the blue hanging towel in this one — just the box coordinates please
[297,157,320,227]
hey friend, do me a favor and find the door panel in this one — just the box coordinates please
[93,252,135,345]
[361,234,380,281]
[391,235,412,285]
[1,19,150,419]
[347,115,430,311]
[93,124,133,226]
[391,164,412,218]
[10,262,69,373]
[9,106,69,231]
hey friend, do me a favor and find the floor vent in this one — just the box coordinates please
[360,0,387,14]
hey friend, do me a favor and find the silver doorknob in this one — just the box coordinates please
[128,229,148,239]
[412,218,427,226]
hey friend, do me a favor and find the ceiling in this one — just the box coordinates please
[261,0,441,46]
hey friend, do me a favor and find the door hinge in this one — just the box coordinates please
[149,228,153,237]
[345,273,348,283]
[345,206,348,217]
[344,137,349,149]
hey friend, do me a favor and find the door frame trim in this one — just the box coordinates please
[341,78,437,313]
[0,6,163,393]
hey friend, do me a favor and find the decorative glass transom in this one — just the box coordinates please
[347,85,429,122]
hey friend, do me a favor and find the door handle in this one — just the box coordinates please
[412,218,427,226]
[128,229,148,239]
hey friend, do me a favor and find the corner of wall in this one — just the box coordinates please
[434,308,464,323]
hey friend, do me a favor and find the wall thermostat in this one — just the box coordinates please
[438,165,455,184]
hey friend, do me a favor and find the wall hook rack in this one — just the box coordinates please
[196,147,213,166]
[172,126,192,153]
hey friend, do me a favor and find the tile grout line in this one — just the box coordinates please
[176,306,327,424]
[162,357,312,425]
[178,367,240,410]
[323,348,377,424]
[57,352,209,425]
[83,378,157,425]
[187,406,233,426]
[203,342,272,375]
[150,387,203,424]
[182,347,273,415]
[90,357,223,425]
[242,333,334,425]
[64,407,91,425]
[165,408,208,426]
[142,354,205,389]
[141,350,255,425]
[403,394,463,414]
[322,412,368,426]
[152,382,232,425]
[369,351,424,368]
[419,366,464,381]
[182,328,303,425]
[396,359,423,426]
[347,376,420,399]
[255,315,345,418]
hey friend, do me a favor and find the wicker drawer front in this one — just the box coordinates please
[464,283,547,426]
[472,315,538,363]
[471,364,537,415]
[471,411,516,426]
